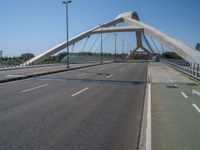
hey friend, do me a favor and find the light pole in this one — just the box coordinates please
[63,0,72,68]
[127,42,129,56]
[100,24,103,64]
[122,39,125,61]
[114,33,117,62]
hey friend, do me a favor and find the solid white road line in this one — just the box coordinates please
[71,87,89,97]
[146,83,151,150]
[77,73,87,77]
[20,84,49,93]
[181,92,188,98]
[192,90,200,97]
[106,74,113,79]
[192,104,200,114]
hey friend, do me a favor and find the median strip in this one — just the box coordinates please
[20,84,49,93]
[71,87,89,97]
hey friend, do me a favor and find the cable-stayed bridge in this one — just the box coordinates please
[21,11,200,66]
[0,11,200,150]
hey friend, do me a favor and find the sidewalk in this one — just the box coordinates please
[0,62,103,84]
[150,62,200,150]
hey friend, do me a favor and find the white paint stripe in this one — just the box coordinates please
[192,90,200,97]
[99,67,105,70]
[146,83,151,150]
[78,73,87,77]
[192,104,200,114]
[181,92,188,98]
[120,68,124,71]
[106,74,113,79]
[71,87,89,97]
[20,84,49,93]
[6,75,24,77]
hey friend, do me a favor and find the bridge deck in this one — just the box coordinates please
[0,62,147,150]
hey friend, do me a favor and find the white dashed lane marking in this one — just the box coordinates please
[71,87,89,97]
[181,92,188,99]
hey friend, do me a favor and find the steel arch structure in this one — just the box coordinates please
[23,11,200,66]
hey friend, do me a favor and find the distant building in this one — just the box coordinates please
[196,43,200,51]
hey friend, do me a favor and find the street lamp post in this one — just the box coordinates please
[100,24,103,64]
[127,42,129,56]
[122,39,125,61]
[63,0,72,68]
[114,33,117,62]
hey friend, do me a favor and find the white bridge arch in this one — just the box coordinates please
[23,11,200,66]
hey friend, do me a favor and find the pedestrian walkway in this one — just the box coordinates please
[150,62,200,150]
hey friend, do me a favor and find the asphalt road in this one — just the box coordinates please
[0,62,147,150]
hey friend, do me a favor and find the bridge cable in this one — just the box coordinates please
[160,43,164,53]
[150,36,160,54]
[81,36,90,62]
[142,33,155,54]
[89,35,100,52]
[94,34,110,54]
[86,35,100,62]
[103,35,114,60]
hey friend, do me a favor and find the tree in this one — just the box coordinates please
[21,53,34,61]
[161,52,183,60]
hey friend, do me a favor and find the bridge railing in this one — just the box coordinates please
[162,59,200,81]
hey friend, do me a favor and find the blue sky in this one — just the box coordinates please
[0,0,199,56]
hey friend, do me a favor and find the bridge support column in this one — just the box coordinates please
[127,31,153,59]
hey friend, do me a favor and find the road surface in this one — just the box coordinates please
[0,62,147,150]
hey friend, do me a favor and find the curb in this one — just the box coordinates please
[138,64,151,150]
[0,62,112,84]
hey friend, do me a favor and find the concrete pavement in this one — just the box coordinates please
[0,62,147,150]
[150,62,200,150]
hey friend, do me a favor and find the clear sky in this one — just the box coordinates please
[0,0,199,56]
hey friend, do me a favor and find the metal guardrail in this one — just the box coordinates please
[162,59,200,81]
